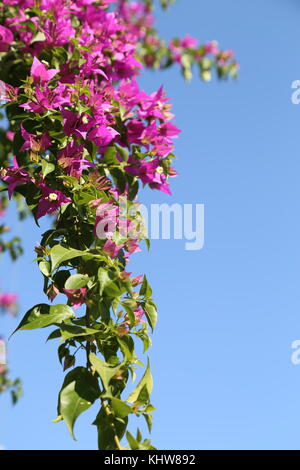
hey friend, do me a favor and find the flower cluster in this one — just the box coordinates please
[0,0,237,450]
[0,293,17,315]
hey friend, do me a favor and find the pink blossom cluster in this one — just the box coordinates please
[0,0,238,213]
[1,159,71,218]
[169,36,235,66]
[0,293,17,315]
[0,1,183,216]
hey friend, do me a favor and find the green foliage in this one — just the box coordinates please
[57,367,100,439]
[143,301,158,332]
[127,359,153,404]
[13,304,74,332]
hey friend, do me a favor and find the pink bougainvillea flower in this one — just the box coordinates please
[36,184,71,219]
[0,81,18,102]
[102,239,124,258]
[126,120,145,145]
[58,141,95,179]
[133,306,144,324]
[131,275,143,287]
[138,120,180,156]
[157,122,181,139]
[180,35,198,48]
[125,158,158,183]
[61,109,93,139]
[20,124,51,153]
[22,85,71,113]
[42,18,75,47]
[125,238,141,254]
[86,89,113,115]
[148,174,172,195]
[112,54,143,81]
[89,197,103,209]
[0,25,13,52]
[168,166,178,178]
[117,323,129,337]
[94,202,118,238]
[138,85,174,121]
[204,40,219,55]
[0,293,17,315]
[124,305,144,325]
[80,53,108,80]
[61,109,82,136]
[0,161,32,198]
[125,158,172,195]
[118,79,143,110]
[119,271,131,281]
[119,216,135,238]
[88,125,119,149]
[63,288,87,309]
[6,131,15,141]
[30,57,59,86]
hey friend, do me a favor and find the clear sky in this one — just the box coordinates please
[2,0,300,450]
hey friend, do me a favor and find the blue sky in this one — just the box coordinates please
[2,0,300,450]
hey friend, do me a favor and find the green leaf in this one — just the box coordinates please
[20,19,36,33]
[98,267,121,297]
[46,328,61,341]
[143,412,153,432]
[135,384,150,404]
[59,324,99,341]
[93,407,128,450]
[41,160,55,178]
[139,275,152,298]
[52,415,63,423]
[110,398,132,418]
[144,301,158,332]
[31,30,46,43]
[128,179,139,201]
[52,270,71,289]
[114,143,129,162]
[50,245,85,271]
[139,438,156,450]
[98,267,111,296]
[126,431,139,450]
[117,335,134,361]
[127,358,153,403]
[39,260,51,277]
[89,353,121,392]
[64,273,89,289]
[103,146,118,165]
[121,301,135,327]
[58,367,100,439]
[12,304,74,333]
[110,168,126,194]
